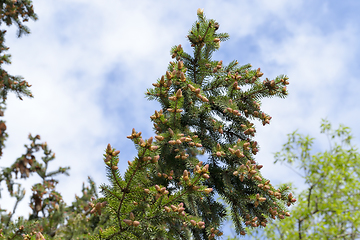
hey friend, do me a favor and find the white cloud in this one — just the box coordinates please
[247,13,360,190]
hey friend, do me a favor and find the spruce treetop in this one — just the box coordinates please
[96,9,295,239]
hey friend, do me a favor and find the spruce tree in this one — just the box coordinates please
[93,8,296,239]
[0,3,298,239]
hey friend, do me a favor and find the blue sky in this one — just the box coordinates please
[1,0,360,238]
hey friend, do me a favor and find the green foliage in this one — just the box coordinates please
[0,3,297,240]
[246,119,360,239]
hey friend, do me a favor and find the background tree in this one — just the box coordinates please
[0,0,69,238]
[245,119,360,239]
[0,1,104,239]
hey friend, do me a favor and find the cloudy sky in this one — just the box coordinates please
[1,0,360,238]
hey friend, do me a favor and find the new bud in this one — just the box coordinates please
[112,150,120,156]
[197,221,205,228]
[204,188,213,194]
[107,143,112,153]
[176,89,183,98]
[150,146,159,151]
[180,72,186,81]
[155,135,164,141]
[152,155,160,163]
[35,232,45,240]
[202,173,210,179]
[166,71,172,80]
[123,219,133,226]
